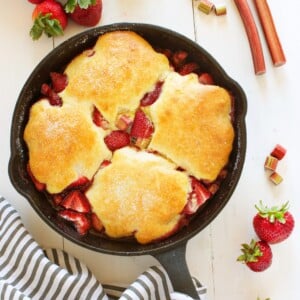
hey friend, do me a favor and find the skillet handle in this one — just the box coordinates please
[153,242,200,299]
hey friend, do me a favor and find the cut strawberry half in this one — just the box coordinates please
[26,163,46,191]
[92,106,109,129]
[183,178,211,215]
[50,72,68,93]
[58,210,91,235]
[61,190,91,213]
[140,81,163,106]
[130,109,154,139]
[104,130,130,151]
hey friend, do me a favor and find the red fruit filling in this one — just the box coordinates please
[66,176,91,191]
[92,106,109,129]
[179,62,199,75]
[183,177,212,215]
[61,190,91,213]
[116,114,133,131]
[91,213,104,232]
[140,81,164,106]
[104,130,130,151]
[58,210,91,235]
[199,73,214,85]
[40,83,62,106]
[50,72,68,93]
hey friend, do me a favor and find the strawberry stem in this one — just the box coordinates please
[65,0,97,13]
[255,200,289,224]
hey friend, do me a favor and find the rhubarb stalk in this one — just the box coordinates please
[234,0,266,75]
[253,0,286,66]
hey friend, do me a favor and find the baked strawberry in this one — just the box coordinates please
[30,0,68,40]
[104,130,130,151]
[199,72,214,85]
[65,0,102,27]
[61,190,91,213]
[92,106,109,129]
[131,109,154,139]
[179,62,199,76]
[237,239,272,272]
[140,81,163,106]
[253,201,295,244]
[66,176,91,191]
[40,83,62,106]
[58,210,91,235]
[50,72,68,93]
[183,177,211,214]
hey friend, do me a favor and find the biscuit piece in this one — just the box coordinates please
[61,31,170,128]
[86,147,190,244]
[149,72,234,182]
[24,100,111,194]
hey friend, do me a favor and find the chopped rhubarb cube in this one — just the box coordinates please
[116,114,133,130]
[140,81,164,106]
[183,178,211,214]
[264,156,278,171]
[130,109,154,139]
[104,130,130,151]
[270,144,287,160]
[50,72,68,93]
[61,190,91,213]
[92,107,109,129]
[26,163,46,191]
[58,210,91,235]
[269,172,283,185]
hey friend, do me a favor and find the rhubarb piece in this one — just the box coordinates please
[264,156,278,171]
[61,190,91,213]
[104,130,130,151]
[50,72,68,93]
[58,210,91,235]
[214,4,227,15]
[198,0,214,14]
[116,114,133,130]
[234,0,266,75]
[269,172,283,185]
[253,0,286,67]
[270,144,286,160]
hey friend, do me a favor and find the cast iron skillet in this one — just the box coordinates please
[9,23,247,299]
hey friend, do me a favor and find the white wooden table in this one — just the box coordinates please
[1,1,299,299]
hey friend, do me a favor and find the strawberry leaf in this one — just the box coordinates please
[255,200,289,224]
[65,0,96,13]
[30,13,64,40]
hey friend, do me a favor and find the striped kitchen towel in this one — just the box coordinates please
[0,196,207,300]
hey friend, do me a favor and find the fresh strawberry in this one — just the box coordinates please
[65,0,102,27]
[140,81,164,106]
[30,0,68,40]
[58,210,91,235]
[253,201,295,244]
[50,72,68,93]
[130,109,154,139]
[61,190,91,213]
[26,163,46,191]
[92,106,109,129]
[104,130,130,151]
[28,0,44,4]
[237,239,272,272]
[183,177,211,214]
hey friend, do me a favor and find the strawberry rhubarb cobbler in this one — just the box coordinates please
[24,31,234,244]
